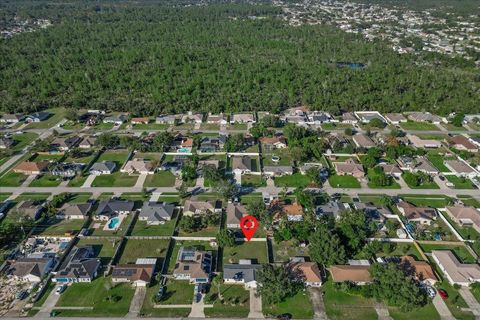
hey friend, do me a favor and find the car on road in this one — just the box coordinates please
[438,288,448,300]
[55,284,67,295]
[16,290,28,300]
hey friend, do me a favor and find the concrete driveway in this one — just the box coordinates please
[459,287,480,317]
[432,295,455,320]
[127,286,146,318]
[307,287,327,320]
[248,288,264,319]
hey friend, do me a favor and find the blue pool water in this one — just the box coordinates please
[107,217,120,230]
[178,148,190,153]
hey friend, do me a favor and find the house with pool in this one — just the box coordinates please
[94,199,135,231]
[53,246,101,283]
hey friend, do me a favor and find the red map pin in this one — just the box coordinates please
[240,215,259,241]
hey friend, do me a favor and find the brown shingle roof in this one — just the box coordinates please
[329,265,372,283]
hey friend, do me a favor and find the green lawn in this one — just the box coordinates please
[427,154,451,172]
[420,244,476,263]
[441,211,480,241]
[328,174,361,188]
[178,223,220,237]
[61,120,85,130]
[441,123,467,131]
[77,238,121,265]
[272,240,309,263]
[92,172,138,187]
[367,169,400,189]
[388,303,439,320]
[223,240,268,265]
[274,173,311,188]
[64,150,96,164]
[262,150,292,166]
[118,239,170,264]
[133,152,162,161]
[92,122,114,130]
[54,277,134,317]
[144,171,176,187]
[435,282,474,320]
[400,121,439,131]
[155,279,194,305]
[200,123,220,130]
[32,281,55,309]
[26,108,67,129]
[31,153,64,161]
[0,171,27,187]
[96,150,130,168]
[375,243,423,261]
[241,174,266,188]
[446,175,476,189]
[322,280,377,320]
[29,174,63,187]
[68,193,93,203]
[68,174,88,187]
[227,123,247,130]
[402,174,440,189]
[263,289,314,319]
[12,132,39,151]
[458,196,480,208]
[131,211,178,237]
[400,195,452,208]
[33,218,86,236]
[0,193,11,202]
[240,193,263,205]
[204,284,250,317]
[132,123,169,130]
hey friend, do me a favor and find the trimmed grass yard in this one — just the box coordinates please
[367,169,400,189]
[272,240,309,263]
[420,243,476,263]
[0,171,27,186]
[262,150,292,166]
[223,240,268,265]
[400,121,439,131]
[241,174,266,188]
[427,154,451,172]
[96,150,130,168]
[54,276,134,317]
[77,238,121,265]
[322,280,377,320]
[240,193,263,205]
[205,284,250,318]
[144,171,176,187]
[131,210,178,236]
[29,174,63,187]
[400,195,452,208]
[274,173,311,188]
[132,123,168,130]
[328,174,361,188]
[33,218,86,236]
[12,132,39,151]
[26,108,66,129]
[118,239,170,264]
[458,196,480,208]
[68,174,88,187]
[68,193,93,203]
[140,278,192,317]
[446,175,476,189]
[263,289,314,319]
[92,172,138,187]
[388,303,440,320]
[402,174,440,189]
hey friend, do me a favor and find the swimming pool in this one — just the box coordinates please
[107,217,120,230]
[178,148,190,153]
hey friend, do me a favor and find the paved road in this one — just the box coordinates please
[458,287,480,317]
[248,289,264,319]
[307,287,328,320]
[432,295,455,320]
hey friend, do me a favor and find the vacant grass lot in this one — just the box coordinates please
[204,284,250,317]
[29,174,63,187]
[223,240,268,265]
[427,154,451,172]
[401,174,439,189]
[241,174,266,187]
[33,218,86,236]
[400,121,439,131]
[272,240,309,263]
[54,277,134,317]
[0,171,27,186]
[96,150,130,168]
[11,132,39,151]
[263,289,314,319]
[445,175,476,189]
[92,172,138,187]
[119,239,170,264]
[328,174,361,188]
[77,238,121,265]
[400,195,452,208]
[144,171,176,187]
[274,173,311,188]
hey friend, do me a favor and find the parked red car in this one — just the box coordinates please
[438,289,448,300]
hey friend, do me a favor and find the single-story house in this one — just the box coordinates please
[51,163,84,178]
[103,114,127,124]
[407,112,444,124]
[315,201,350,220]
[378,163,403,177]
[448,135,478,153]
[354,111,386,124]
[9,255,55,283]
[156,115,177,124]
[112,260,156,286]
[89,161,116,175]
[226,203,249,229]
[329,265,372,285]
[385,113,407,124]
[183,199,221,216]
[0,137,14,149]
[231,156,253,174]
[50,136,82,151]
[397,201,436,225]
[131,117,149,124]
[161,155,187,175]
[407,134,441,149]
[56,202,92,220]
[352,134,376,149]
[0,113,25,123]
[26,112,50,123]
[53,246,101,283]
[230,113,255,124]
[139,202,175,225]
[79,137,96,149]
[445,160,478,178]
[270,200,304,222]
[173,247,212,284]
[14,160,49,175]
[432,250,480,286]
[181,112,203,124]
[289,257,322,287]
[307,111,332,124]
[199,135,227,153]
[445,205,480,233]
[259,136,287,151]
[263,165,293,177]
[341,112,358,124]
[121,159,155,174]
[95,199,135,220]
[400,256,438,285]
[15,200,44,221]
[334,159,365,178]
[206,113,228,125]
[223,260,262,288]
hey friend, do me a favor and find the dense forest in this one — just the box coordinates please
[0,0,478,115]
